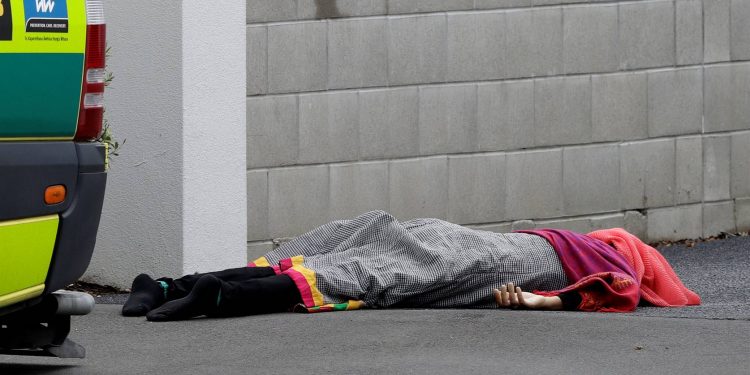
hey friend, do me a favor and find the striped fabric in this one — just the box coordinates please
[251,211,569,312]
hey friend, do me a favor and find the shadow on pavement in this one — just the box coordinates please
[0,363,79,374]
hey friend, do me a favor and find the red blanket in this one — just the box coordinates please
[587,228,701,309]
[527,228,700,312]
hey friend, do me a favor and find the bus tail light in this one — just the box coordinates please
[75,0,106,141]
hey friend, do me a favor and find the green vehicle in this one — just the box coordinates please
[0,0,107,358]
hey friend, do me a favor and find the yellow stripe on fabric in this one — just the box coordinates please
[301,300,365,313]
[252,256,270,267]
[0,284,44,308]
[289,256,325,306]
[346,300,366,310]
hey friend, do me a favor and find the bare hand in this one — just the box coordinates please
[493,283,562,310]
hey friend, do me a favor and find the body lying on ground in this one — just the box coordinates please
[121,211,700,321]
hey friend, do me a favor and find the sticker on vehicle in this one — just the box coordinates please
[24,0,67,33]
[0,0,84,53]
[0,0,12,40]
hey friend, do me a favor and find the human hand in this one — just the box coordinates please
[493,283,562,310]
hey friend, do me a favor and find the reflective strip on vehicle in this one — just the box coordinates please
[0,215,59,306]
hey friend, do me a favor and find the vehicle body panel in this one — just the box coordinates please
[0,215,58,308]
[0,0,87,139]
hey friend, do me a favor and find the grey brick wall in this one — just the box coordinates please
[246,0,750,260]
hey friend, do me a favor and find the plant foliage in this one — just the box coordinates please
[96,46,125,162]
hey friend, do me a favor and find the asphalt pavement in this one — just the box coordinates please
[2,236,749,374]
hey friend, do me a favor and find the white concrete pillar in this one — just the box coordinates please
[86,1,247,287]
[181,0,247,274]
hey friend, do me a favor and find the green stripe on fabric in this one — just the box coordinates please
[332,302,350,311]
[0,53,84,138]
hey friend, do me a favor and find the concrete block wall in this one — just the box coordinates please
[246,0,750,260]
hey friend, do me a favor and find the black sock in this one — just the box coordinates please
[122,274,166,317]
[146,274,221,322]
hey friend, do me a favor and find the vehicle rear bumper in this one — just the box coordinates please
[46,146,108,293]
[0,142,107,317]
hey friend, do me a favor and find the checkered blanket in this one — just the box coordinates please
[250,211,568,312]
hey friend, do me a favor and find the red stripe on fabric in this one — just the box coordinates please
[247,262,256,267]
[271,265,281,275]
[279,258,294,272]
[283,268,316,307]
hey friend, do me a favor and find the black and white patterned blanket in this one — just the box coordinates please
[260,211,569,309]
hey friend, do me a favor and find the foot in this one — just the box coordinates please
[122,274,165,316]
[146,275,221,321]
[493,282,562,310]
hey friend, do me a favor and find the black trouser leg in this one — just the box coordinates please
[215,274,302,317]
[157,266,277,300]
[146,274,302,321]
